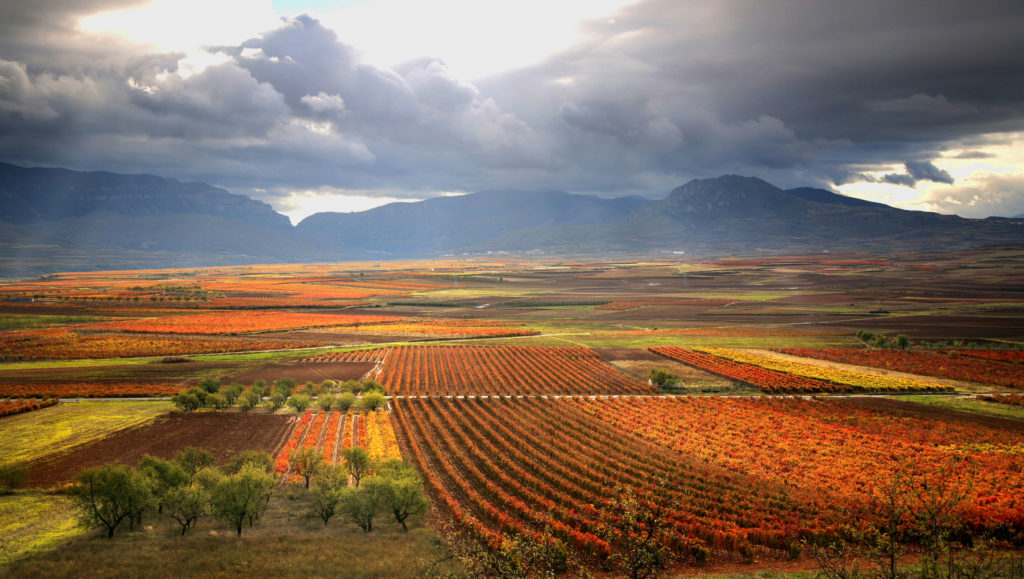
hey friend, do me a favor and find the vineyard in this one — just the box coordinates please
[694,347,953,392]
[377,345,654,396]
[275,409,401,479]
[0,328,317,360]
[0,397,58,418]
[778,348,1024,388]
[650,346,850,393]
[392,396,1024,567]
[85,311,407,335]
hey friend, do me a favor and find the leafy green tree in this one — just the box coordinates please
[138,455,188,514]
[360,392,387,410]
[317,393,336,411]
[210,464,275,536]
[171,391,201,412]
[320,379,336,392]
[362,380,386,395]
[223,451,273,475]
[73,465,152,538]
[343,447,372,487]
[273,378,296,398]
[199,378,221,394]
[175,447,214,477]
[206,393,228,410]
[164,483,209,536]
[267,393,285,412]
[223,383,244,404]
[336,392,356,411]
[648,368,679,390]
[238,390,260,413]
[309,464,347,525]
[340,479,385,532]
[286,394,312,413]
[376,460,428,531]
[289,446,323,489]
[895,334,911,351]
[250,379,266,398]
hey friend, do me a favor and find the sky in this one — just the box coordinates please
[1,1,1023,224]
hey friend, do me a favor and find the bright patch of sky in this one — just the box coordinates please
[835,132,1024,218]
[272,188,467,224]
[276,0,637,79]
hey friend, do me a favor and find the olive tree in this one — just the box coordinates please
[289,446,323,489]
[210,464,275,536]
[73,465,153,538]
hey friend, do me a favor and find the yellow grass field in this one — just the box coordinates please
[0,401,170,464]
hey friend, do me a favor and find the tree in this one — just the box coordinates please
[273,378,296,398]
[238,390,260,413]
[376,460,428,531]
[340,479,384,532]
[73,465,152,538]
[199,378,221,394]
[251,379,266,398]
[895,334,911,351]
[171,391,201,412]
[206,393,228,410]
[336,392,356,412]
[138,455,188,514]
[163,483,209,536]
[289,446,323,489]
[648,368,679,390]
[431,522,568,578]
[224,451,273,475]
[343,447,372,487]
[175,447,214,477]
[309,464,347,525]
[267,393,285,412]
[362,380,386,395]
[360,391,387,410]
[286,394,312,413]
[318,393,336,411]
[223,383,244,404]
[210,464,275,536]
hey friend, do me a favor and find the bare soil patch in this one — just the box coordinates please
[27,412,297,487]
[228,361,376,385]
[593,348,662,362]
[846,396,1024,433]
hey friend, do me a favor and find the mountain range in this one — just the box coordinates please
[2,162,1022,276]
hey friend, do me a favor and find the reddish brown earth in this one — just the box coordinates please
[27,412,297,487]
[846,396,1024,433]
[228,361,376,384]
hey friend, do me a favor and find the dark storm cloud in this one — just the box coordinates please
[0,1,1022,215]
[481,0,1024,191]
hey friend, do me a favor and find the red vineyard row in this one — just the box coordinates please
[0,397,58,418]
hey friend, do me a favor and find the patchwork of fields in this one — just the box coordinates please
[1,251,1023,576]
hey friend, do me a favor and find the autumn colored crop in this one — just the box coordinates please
[377,345,654,396]
[0,397,58,418]
[779,348,1024,388]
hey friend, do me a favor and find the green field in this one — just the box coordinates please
[0,401,170,464]
[0,493,82,570]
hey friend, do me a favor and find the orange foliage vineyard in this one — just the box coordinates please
[393,396,1024,566]
[378,345,654,395]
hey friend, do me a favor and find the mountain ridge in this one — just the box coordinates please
[2,162,1023,276]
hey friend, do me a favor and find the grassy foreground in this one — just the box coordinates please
[0,401,170,464]
[0,493,82,569]
[5,487,453,578]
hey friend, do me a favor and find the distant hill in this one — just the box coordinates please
[2,163,1023,276]
[0,162,289,231]
[296,190,647,255]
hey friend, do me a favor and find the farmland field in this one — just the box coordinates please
[1,248,1023,576]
